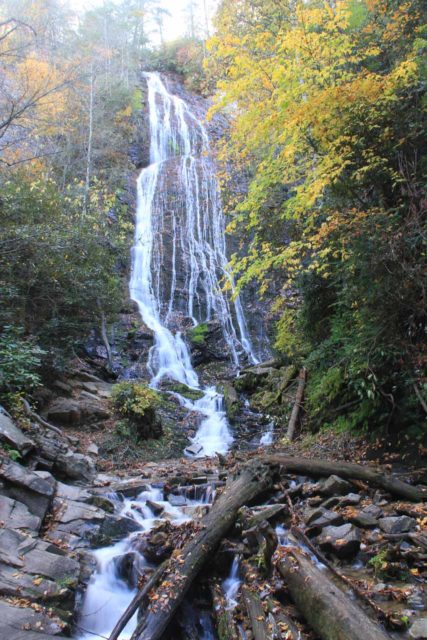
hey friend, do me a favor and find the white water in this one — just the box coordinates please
[259,421,274,446]
[223,555,241,610]
[129,72,257,456]
[75,486,205,640]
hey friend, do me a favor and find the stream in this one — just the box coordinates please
[75,484,217,640]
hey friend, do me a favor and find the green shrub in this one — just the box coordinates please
[111,382,162,440]
[0,326,45,398]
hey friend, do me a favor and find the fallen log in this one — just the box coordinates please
[286,367,306,441]
[126,461,275,640]
[276,546,391,640]
[264,454,427,502]
[290,526,392,626]
[241,585,273,640]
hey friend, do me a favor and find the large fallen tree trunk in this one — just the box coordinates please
[125,461,275,640]
[276,547,391,640]
[264,454,427,501]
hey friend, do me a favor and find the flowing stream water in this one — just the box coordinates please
[75,485,215,640]
[129,72,257,457]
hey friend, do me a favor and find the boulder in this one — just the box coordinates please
[55,451,96,483]
[316,523,361,559]
[409,618,427,639]
[187,320,230,365]
[167,494,187,507]
[350,512,379,528]
[0,600,66,638]
[319,475,353,496]
[98,514,140,544]
[46,395,110,427]
[0,495,41,534]
[0,458,55,519]
[136,529,173,563]
[378,516,416,534]
[305,507,344,528]
[0,409,34,455]
[114,551,139,588]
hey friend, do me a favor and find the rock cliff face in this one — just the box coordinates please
[107,72,273,382]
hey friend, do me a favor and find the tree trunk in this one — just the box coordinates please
[276,547,391,640]
[263,455,427,502]
[129,462,276,640]
[286,367,306,441]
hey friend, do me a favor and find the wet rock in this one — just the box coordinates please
[187,320,231,365]
[99,514,140,543]
[0,410,34,455]
[316,523,361,559]
[137,530,173,563]
[305,507,344,528]
[146,499,165,515]
[409,618,427,639]
[114,551,139,588]
[168,494,187,507]
[319,475,353,496]
[378,516,416,534]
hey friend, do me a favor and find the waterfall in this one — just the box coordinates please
[129,72,257,456]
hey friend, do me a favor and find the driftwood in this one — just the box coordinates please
[264,454,427,502]
[276,547,391,640]
[125,462,275,640]
[286,368,306,441]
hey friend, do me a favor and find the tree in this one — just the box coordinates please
[208,0,427,434]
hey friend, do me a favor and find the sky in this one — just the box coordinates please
[69,0,218,42]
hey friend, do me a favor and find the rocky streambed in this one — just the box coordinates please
[1,397,426,640]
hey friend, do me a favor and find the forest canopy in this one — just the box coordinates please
[207,0,427,436]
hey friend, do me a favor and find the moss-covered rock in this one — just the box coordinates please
[164,382,204,401]
[219,381,240,423]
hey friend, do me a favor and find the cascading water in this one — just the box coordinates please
[129,72,257,456]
